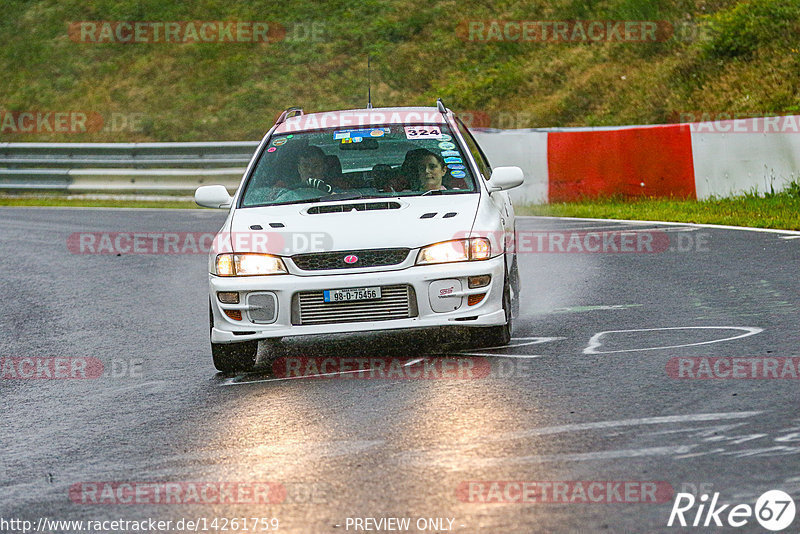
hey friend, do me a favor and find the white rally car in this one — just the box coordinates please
[196,100,523,372]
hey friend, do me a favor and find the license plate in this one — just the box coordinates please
[323,287,381,303]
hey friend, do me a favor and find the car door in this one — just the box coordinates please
[454,117,515,258]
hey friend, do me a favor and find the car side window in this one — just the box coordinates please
[456,118,492,180]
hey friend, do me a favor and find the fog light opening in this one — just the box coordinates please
[217,291,240,304]
[224,309,243,321]
[468,293,486,306]
[468,275,491,289]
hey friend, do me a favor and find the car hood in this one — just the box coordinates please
[227,195,480,255]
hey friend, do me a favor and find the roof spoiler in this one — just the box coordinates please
[275,107,304,125]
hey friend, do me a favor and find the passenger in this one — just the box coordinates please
[414,150,448,191]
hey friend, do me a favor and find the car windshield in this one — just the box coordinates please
[239,123,476,207]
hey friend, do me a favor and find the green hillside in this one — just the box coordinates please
[1,0,799,141]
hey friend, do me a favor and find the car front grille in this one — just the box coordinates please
[293,285,417,325]
[291,248,410,271]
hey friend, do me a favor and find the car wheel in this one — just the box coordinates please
[209,302,258,373]
[476,274,512,348]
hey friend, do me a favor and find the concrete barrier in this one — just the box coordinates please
[473,130,548,204]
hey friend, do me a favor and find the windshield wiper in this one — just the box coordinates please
[311,193,366,203]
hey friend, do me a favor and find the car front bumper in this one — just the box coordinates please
[209,255,506,343]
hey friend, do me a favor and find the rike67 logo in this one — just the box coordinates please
[668,490,796,531]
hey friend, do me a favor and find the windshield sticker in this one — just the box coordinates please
[340,137,363,144]
[267,147,277,153]
[439,134,452,141]
[335,128,387,140]
[444,157,462,164]
[451,170,466,178]
[448,164,465,170]
[438,141,456,150]
[441,150,460,157]
[405,126,442,140]
[272,138,287,146]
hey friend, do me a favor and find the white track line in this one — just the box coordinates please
[476,411,762,443]
[0,205,207,212]
[479,445,696,465]
[219,367,377,385]
[455,337,564,357]
[520,215,800,236]
[584,326,763,354]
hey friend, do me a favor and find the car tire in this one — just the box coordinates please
[475,273,512,347]
[209,302,258,373]
[509,255,520,318]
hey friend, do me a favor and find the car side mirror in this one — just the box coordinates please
[487,166,524,192]
[195,185,233,209]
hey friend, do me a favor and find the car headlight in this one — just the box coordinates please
[214,253,287,276]
[415,238,491,265]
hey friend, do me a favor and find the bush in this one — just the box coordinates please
[703,0,800,58]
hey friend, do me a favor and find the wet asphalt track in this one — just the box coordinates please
[1,206,799,533]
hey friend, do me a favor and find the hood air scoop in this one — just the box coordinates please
[306,201,401,214]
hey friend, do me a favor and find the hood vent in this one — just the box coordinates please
[307,201,401,215]
[420,212,437,219]
[443,212,458,218]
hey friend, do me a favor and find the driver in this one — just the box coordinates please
[296,145,333,193]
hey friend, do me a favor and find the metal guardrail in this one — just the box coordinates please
[0,136,535,198]
[0,142,260,192]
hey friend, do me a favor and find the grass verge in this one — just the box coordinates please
[5,187,800,232]
[519,188,800,231]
